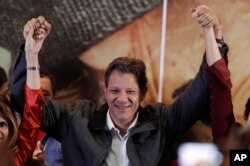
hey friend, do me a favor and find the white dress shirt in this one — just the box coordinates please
[105,110,138,166]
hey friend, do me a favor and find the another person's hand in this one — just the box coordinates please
[191,5,222,39]
[23,16,51,40]
[23,16,51,57]
[31,141,45,166]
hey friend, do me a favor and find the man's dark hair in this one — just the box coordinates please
[104,57,148,99]
[40,67,56,95]
[0,66,7,87]
[244,97,250,121]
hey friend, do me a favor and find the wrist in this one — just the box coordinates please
[26,59,39,64]
[214,32,223,40]
[216,38,227,48]
[26,53,39,65]
[203,26,213,32]
[214,26,223,39]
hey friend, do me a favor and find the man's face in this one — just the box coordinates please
[0,114,9,144]
[40,77,53,98]
[104,70,141,128]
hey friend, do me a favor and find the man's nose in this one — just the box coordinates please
[117,91,128,102]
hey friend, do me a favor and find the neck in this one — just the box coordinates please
[114,123,130,137]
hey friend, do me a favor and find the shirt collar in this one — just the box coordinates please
[106,109,138,133]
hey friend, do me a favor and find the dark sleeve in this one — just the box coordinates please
[10,44,27,115]
[164,44,229,138]
[207,59,235,144]
[40,98,97,141]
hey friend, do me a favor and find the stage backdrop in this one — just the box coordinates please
[0,0,249,123]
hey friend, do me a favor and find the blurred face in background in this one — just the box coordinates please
[30,75,54,163]
[40,76,54,98]
[0,113,9,144]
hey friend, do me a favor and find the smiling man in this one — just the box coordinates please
[103,59,147,137]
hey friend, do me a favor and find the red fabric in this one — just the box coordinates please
[15,86,44,166]
[207,59,235,144]
[37,131,46,141]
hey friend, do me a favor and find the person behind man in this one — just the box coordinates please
[0,95,19,166]
[30,68,63,166]
[0,81,44,165]
[13,5,232,165]
[10,66,63,165]
[0,95,18,153]
[0,66,9,97]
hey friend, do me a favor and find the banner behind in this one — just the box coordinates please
[0,0,249,123]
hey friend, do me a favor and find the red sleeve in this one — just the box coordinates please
[15,85,44,166]
[207,59,235,144]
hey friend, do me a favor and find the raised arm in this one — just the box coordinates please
[25,16,51,90]
[192,5,235,144]
[10,16,51,115]
[14,16,51,165]
[15,17,50,165]
[164,5,230,139]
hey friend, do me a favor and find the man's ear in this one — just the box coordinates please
[140,86,148,101]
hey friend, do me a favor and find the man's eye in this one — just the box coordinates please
[0,121,8,128]
[110,90,119,94]
[127,90,136,94]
